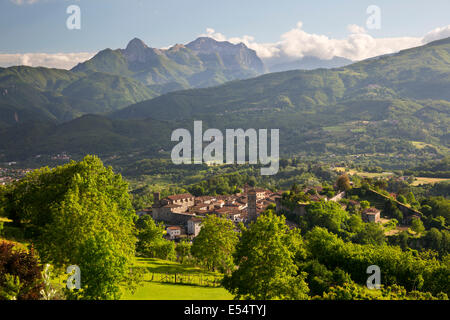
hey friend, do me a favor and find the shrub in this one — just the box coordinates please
[140,239,176,261]
[2,225,24,241]
[0,241,44,300]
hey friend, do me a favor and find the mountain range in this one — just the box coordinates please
[0,37,269,127]
[0,37,449,166]
[111,37,450,121]
[72,37,266,95]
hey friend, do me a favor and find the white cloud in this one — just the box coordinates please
[347,24,367,35]
[0,52,96,69]
[1,23,449,70]
[200,22,450,63]
[201,28,280,59]
[423,25,450,44]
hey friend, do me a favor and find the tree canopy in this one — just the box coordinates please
[2,155,137,300]
[223,212,309,300]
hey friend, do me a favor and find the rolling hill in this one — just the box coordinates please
[0,66,156,127]
[267,56,353,73]
[111,37,450,121]
[0,38,449,168]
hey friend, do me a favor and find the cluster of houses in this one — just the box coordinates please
[138,184,385,242]
[0,167,33,185]
[139,186,282,241]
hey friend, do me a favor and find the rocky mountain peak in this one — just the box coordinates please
[125,38,149,52]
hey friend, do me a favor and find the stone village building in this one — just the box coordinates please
[150,187,275,238]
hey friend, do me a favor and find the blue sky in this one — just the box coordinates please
[1,0,449,68]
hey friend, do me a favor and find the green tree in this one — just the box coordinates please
[422,197,450,225]
[176,240,192,263]
[3,156,137,300]
[360,200,370,209]
[385,200,403,221]
[223,212,309,300]
[305,227,448,295]
[65,232,130,300]
[346,214,364,233]
[191,215,238,273]
[135,215,169,257]
[411,218,425,235]
[397,195,407,204]
[322,282,374,300]
[353,223,386,245]
[336,174,351,192]
[305,200,349,233]
[135,216,175,260]
[406,192,417,205]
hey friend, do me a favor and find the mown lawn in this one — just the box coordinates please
[0,238,234,300]
[121,281,233,300]
[133,257,219,275]
[121,257,233,300]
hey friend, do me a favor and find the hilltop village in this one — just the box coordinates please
[139,184,386,241]
[140,186,280,239]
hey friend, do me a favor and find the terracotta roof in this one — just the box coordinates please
[215,207,242,215]
[167,193,193,201]
[162,204,182,208]
[363,207,380,214]
[196,195,216,200]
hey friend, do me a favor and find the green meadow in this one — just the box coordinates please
[121,258,233,300]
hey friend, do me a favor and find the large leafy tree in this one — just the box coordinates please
[304,200,349,233]
[223,212,309,300]
[191,215,238,273]
[65,232,130,300]
[3,155,137,300]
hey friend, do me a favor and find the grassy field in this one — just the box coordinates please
[333,167,394,178]
[411,177,450,186]
[0,233,233,300]
[121,281,233,300]
[121,258,233,300]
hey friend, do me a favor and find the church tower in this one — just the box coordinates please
[247,189,257,222]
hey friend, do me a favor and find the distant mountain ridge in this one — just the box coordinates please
[0,36,361,128]
[267,56,353,73]
[0,66,156,127]
[72,37,266,94]
[1,37,449,163]
[111,36,450,121]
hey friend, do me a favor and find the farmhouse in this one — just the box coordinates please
[166,226,182,239]
[362,207,381,223]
